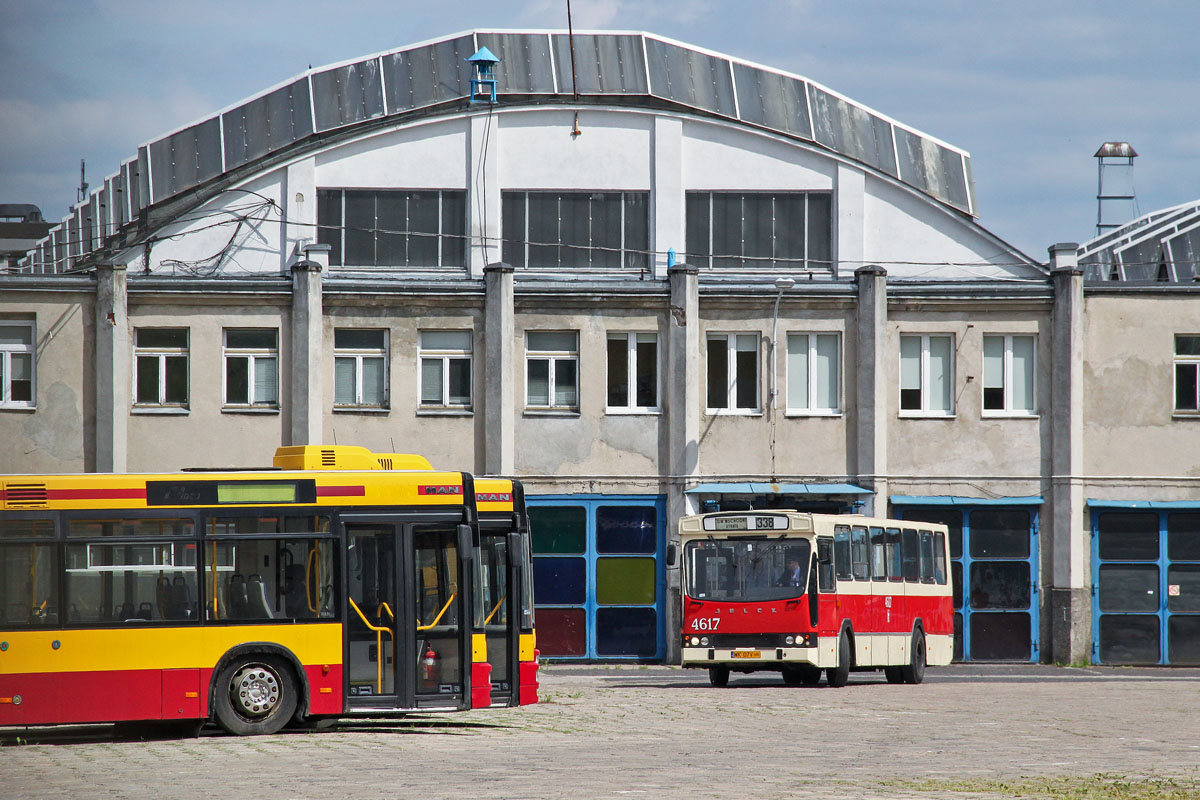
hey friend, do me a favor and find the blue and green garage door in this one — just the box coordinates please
[527,495,666,660]
[1091,502,1200,665]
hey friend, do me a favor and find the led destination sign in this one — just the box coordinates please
[146,480,317,506]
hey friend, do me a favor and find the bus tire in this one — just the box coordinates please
[708,666,730,687]
[900,628,926,685]
[884,667,904,684]
[826,631,851,688]
[213,654,298,736]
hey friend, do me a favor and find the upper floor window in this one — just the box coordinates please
[685,192,832,271]
[1175,335,1200,414]
[0,322,35,409]
[526,331,578,411]
[334,329,388,409]
[786,332,840,414]
[607,332,658,412]
[317,189,465,268]
[420,330,472,410]
[900,334,953,416]
[707,333,759,413]
[223,328,278,409]
[983,334,1036,415]
[134,328,188,408]
[502,191,648,270]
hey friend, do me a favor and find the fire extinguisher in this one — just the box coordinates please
[422,644,439,691]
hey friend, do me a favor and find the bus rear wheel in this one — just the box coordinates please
[826,631,851,688]
[213,655,298,736]
[900,629,926,685]
[708,666,730,687]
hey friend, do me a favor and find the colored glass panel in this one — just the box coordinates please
[596,557,655,605]
[596,607,657,657]
[529,506,586,554]
[968,612,1030,660]
[1167,615,1200,664]
[536,607,587,657]
[1098,513,1159,561]
[969,510,1030,558]
[532,557,585,605]
[596,506,657,553]
[1099,614,1160,664]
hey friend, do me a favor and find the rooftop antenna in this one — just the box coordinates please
[567,0,582,136]
[1095,142,1137,237]
[76,159,88,206]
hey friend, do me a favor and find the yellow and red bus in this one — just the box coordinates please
[0,445,537,735]
[677,511,953,687]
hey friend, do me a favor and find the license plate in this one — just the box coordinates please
[731,650,761,659]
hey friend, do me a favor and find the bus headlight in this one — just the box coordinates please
[689,636,700,646]
[784,635,795,645]
[700,636,710,646]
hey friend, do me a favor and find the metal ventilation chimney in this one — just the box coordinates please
[467,47,500,104]
[1095,142,1138,236]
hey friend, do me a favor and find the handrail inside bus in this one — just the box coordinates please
[377,602,394,621]
[348,596,394,695]
[416,593,457,631]
[306,548,319,614]
[483,594,506,625]
[210,541,219,618]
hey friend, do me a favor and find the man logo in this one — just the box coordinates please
[418,485,463,495]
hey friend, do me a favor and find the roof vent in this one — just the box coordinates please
[321,449,337,466]
[4,482,48,509]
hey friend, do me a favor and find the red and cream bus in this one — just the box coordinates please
[677,510,953,687]
[0,445,538,736]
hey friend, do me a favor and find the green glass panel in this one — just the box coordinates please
[597,557,656,605]
[529,506,586,554]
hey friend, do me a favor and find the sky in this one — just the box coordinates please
[2,0,1198,260]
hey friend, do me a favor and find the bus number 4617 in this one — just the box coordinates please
[691,618,719,631]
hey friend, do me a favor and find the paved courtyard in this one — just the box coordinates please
[2,663,1199,799]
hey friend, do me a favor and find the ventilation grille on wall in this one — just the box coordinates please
[4,483,48,509]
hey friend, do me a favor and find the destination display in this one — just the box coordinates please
[702,514,789,532]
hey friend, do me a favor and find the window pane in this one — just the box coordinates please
[502,192,526,268]
[407,192,439,265]
[441,191,466,267]
[361,357,386,405]
[136,355,161,403]
[596,506,657,553]
[344,190,375,265]
[623,193,649,270]
[554,359,578,407]
[1098,564,1159,612]
[0,543,57,626]
[983,336,1004,409]
[421,330,471,351]
[164,356,188,404]
[335,357,357,404]
[1098,513,1159,561]
[529,506,587,554]
[1177,363,1198,411]
[317,189,343,266]
[254,357,277,404]
[607,336,629,407]
[1176,335,1200,356]
[1168,513,1200,561]
[1166,565,1200,612]
[685,193,711,268]
[447,358,471,405]
[335,329,386,349]
[420,357,443,404]
[136,328,187,348]
[527,359,550,405]
[226,329,276,349]
[900,335,921,409]
[970,561,1030,609]
[735,348,757,409]
[787,334,809,410]
[929,336,952,411]
[635,337,657,408]
[528,331,576,352]
[226,356,249,403]
[9,353,31,402]
[969,510,1030,558]
[1012,336,1035,412]
[597,557,656,604]
[1099,614,1159,664]
[807,193,832,270]
[596,607,657,657]
[815,334,838,410]
[707,337,728,408]
[0,325,32,346]
[969,612,1031,660]
[712,194,741,269]
[535,607,586,656]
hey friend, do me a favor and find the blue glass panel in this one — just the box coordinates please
[596,607,657,657]
[596,506,657,554]
[532,556,585,605]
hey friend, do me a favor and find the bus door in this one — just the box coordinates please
[479,529,521,705]
[343,519,473,711]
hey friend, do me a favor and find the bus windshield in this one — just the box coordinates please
[685,537,812,602]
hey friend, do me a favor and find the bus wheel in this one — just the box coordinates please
[900,629,926,685]
[884,667,904,684]
[783,666,821,686]
[708,666,730,687]
[214,655,298,736]
[826,631,851,688]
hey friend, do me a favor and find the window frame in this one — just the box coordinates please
[605,331,660,414]
[222,328,279,410]
[899,333,955,417]
[706,332,761,415]
[525,330,580,412]
[981,333,1037,417]
[785,331,841,415]
[502,191,649,270]
[315,188,466,268]
[418,329,473,411]
[0,320,36,409]
[1174,334,1200,416]
[685,191,833,271]
[132,327,189,410]
[333,328,389,410]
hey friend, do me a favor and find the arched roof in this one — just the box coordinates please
[1079,200,1200,282]
[21,29,978,273]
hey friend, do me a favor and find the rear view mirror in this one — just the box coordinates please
[666,542,678,567]
[458,524,474,562]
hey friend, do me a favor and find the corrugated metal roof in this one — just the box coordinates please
[1087,499,1200,510]
[890,495,1043,506]
[685,482,871,495]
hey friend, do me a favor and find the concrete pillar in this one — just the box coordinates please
[1049,242,1089,664]
[665,263,700,664]
[94,262,128,473]
[652,117,684,280]
[483,262,515,475]
[468,114,502,279]
[289,244,327,446]
[834,164,866,281]
[854,266,888,514]
[284,158,317,273]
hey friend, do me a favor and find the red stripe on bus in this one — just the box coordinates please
[316,485,366,497]
[48,488,149,501]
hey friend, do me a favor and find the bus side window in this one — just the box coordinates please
[901,528,920,582]
[833,525,852,581]
[886,528,902,581]
[870,527,886,581]
[816,537,836,593]
[850,526,869,581]
[933,532,948,585]
[919,530,935,583]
